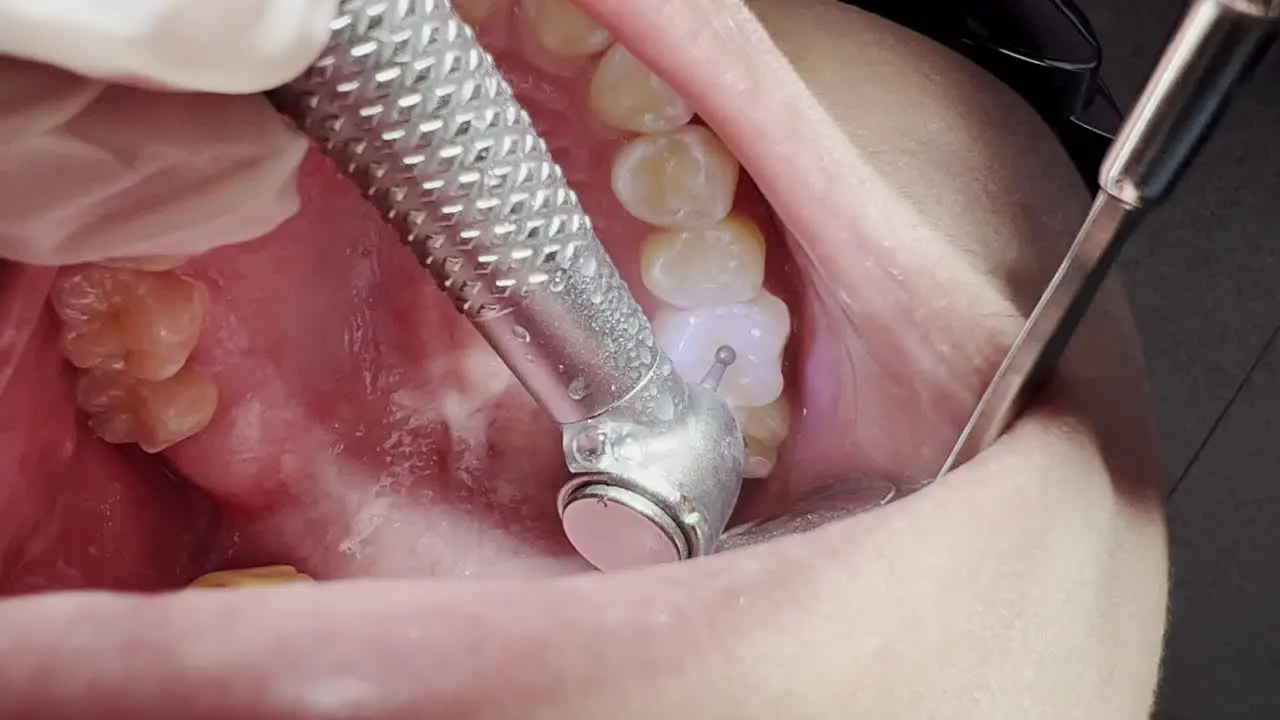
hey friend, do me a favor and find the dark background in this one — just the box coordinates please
[1074,1,1280,717]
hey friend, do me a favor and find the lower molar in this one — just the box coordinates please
[611,125,741,229]
[654,290,792,409]
[187,565,314,589]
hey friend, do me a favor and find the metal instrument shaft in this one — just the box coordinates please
[939,0,1280,477]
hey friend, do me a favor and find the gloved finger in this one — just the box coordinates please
[0,58,307,267]
[0,0,339,94]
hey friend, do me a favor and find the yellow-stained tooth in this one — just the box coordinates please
[589,44,693,134]
[52,264,218,453]
[612,125,740,230]
[520,0,612,56]
[742,434,779,479]
[188,565,315,589]
[455,0,512,25]
[734,395,792,447]
[734,396,792,479]
[640,216,766,309]
[77,366,219,453]
[51,265,204,382]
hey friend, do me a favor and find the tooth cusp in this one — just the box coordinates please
[611,125,740,230]
[640,216,766,309]
[76,366,219,453]
[519,0,613,57]
[51,264,217,453]
[742,435,779,479]
[654,291,791,409]
[589,44,694,134]
[51,265,204,382]
[733,396,793,479]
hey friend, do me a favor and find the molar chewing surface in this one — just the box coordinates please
[50,264,218,454]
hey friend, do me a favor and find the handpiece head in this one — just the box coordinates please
[557,351,746,572]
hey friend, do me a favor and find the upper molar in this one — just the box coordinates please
[75,365,218,453]
[612,125,740,230]
[589,44,694,134]
[733,396,792,449]
[734,397,792,479]
[654,290,792,408]
[519,0,612,56]
[51,266,204,382]
[640,215,766,309]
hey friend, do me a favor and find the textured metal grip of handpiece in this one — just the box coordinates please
[268,0,660,425]
[1100,0,1279,207]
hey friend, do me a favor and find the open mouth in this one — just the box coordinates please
[0,0,1011,590]
[0,0,1189,714]
[0,0,1183,715]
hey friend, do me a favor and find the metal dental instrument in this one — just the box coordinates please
[268,0,745,571]
[939,0,1280,478]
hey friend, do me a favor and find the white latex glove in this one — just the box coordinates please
[0,0,340,93]
[0,0,339,267]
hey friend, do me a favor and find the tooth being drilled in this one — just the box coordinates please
[76,366,218,453]
[455,0,512,25]
[612,125,740,230]
[589,44,694,134]
[188,565,315,589]
[640,215,766,309]
[519,0,612,57]
[51,265,204,382]
[654,290,791,408]
[733,396,792,479]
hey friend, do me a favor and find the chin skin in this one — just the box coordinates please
[0,0,1169,717]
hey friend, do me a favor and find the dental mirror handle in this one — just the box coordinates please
[1100,0,1279,209]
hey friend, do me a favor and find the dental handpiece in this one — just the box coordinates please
[941,0,1280,476]
[268,0,745,571]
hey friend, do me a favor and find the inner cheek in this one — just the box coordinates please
[741,241,996,522]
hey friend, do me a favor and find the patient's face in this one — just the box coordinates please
[0,0,1168,716]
